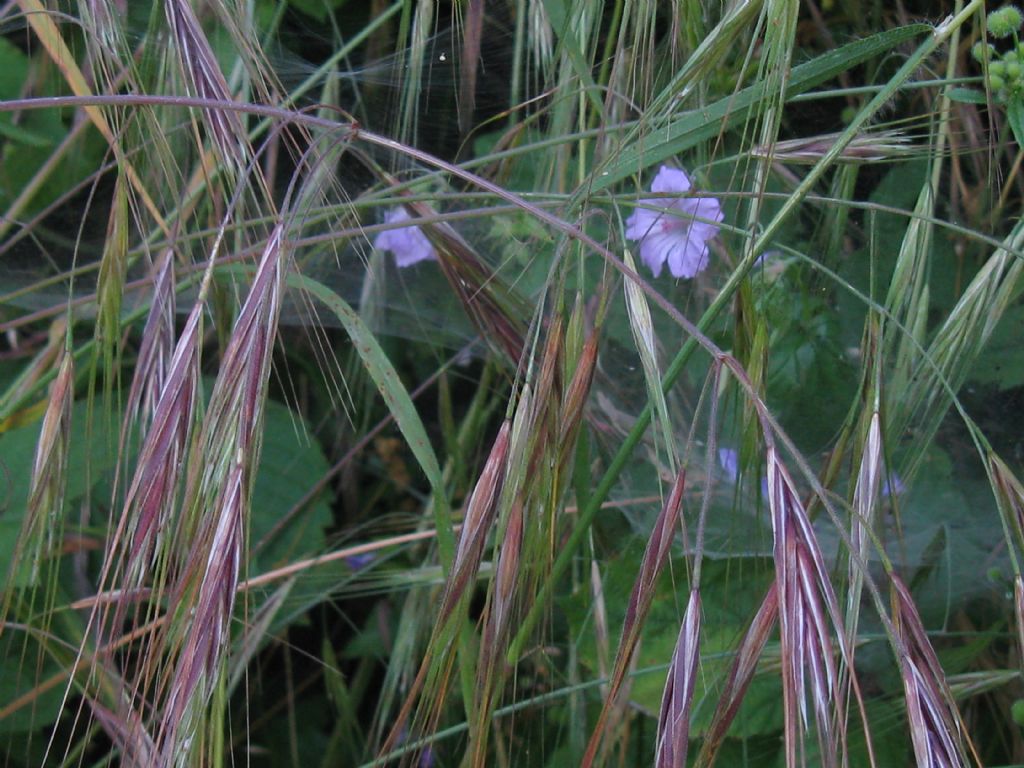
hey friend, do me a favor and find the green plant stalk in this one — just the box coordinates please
[507,0,983,663]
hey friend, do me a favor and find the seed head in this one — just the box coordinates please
[989,5,1023,39]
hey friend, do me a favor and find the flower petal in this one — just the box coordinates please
[374,207,437,268]
[666,238,709,279]
[625,207,665,240]
[650,166,692,195]
[680,196,724,227]
[638,232,679,278]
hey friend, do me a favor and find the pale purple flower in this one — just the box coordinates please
[718,447,768,498]
[374,207,437,268]
[625,166,723,279]
[718,448,739,481]
[345,552,375,570]
[882,473,905,498]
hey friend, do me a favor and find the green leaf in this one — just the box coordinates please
[249,397,333,574]
[0,633,65,734]
[1008,97,1024,148]
[970,304,1024,389]
[0,38,28,99]
[946,86,989,105]
[0,119,54,148]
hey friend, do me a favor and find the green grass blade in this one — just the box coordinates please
[289,270,455,570]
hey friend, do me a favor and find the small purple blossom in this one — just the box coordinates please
[345,552,376,570]
[374,207,437,268]
[718,447,769,498]
[718,448,739,481]
[882,473,905,498]
[625,166,724,279]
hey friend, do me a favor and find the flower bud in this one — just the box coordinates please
[973,41,996,62]
[989,5,1024,39]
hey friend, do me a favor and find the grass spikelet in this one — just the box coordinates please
[695,583,779,768]
[164,0,248,174]
[9,353,74,587]
[989,452,1024,559]
[846,411,883,656]
[752,129,916,164]
[122,251,177,444]
[115,299,201,592]
[467,494,523,767]
[150,225,285,763]
[157,460,245,764]
[0,316,67,429]
[582,468,686,768]
[623,249,677,472]
[766,447,850,768]
[442,420,511,626]
[88,698,156,767]
[890,574,976,767]
[458,0,484,137]
[987,453,1024,661]
[557,326,599,467]
[94,172,129,366]
[403,199,528,364]
[380,420,511,766]
[655,587,701,768]
[893,221,1024,474]
[12,0,169,234]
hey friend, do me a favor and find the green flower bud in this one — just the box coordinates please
[1013,699,1024,727]
[989,5,1024,38]
[973,41,997,62]
[1009,61,1022,79]
[990,60,1008,77]
[991,74,1007,92]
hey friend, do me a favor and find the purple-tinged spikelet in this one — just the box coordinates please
[582,469,686,768]
[164,0,247,172]
[891,574,973,767]
[655,588,701,768]
[766,448,847,768]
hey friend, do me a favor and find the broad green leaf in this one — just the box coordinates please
[249,397,333,573]
[969,304,1024,389]
[0,633,65,734]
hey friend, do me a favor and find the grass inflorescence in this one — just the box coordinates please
[1,0,1023,766]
